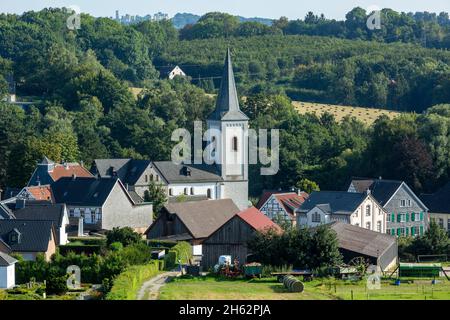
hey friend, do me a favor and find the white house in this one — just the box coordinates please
[256,190,309,224]
[0,252,17,289]
[168,66,186,80]
[297,191,386,233]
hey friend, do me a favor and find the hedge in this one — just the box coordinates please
[59,245,102,256]
[105,261,159,300]
[147,240,177,248]
[67,237,107,246]
[163,242,192,270]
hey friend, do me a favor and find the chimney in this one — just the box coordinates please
[72,174,77,180]
[366,189,371,195]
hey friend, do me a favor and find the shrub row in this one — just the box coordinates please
[163,242,192,270]
[105,261,159,300]
[147,240,178,248]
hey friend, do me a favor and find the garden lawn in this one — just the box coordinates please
[159,276,450,300]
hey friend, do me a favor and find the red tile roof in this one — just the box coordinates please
[274,192,309,216]
[256,191,309,218]
[237,207,282,233]
[49,164,93,182]
[26,185,53,202]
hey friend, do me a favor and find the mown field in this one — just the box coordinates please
[159,276,450,300]
[293,101,402,126]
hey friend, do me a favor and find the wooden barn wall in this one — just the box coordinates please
[202,216,255,269]
[147,212,189,239]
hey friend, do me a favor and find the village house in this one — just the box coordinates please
[348,178,429,237]
[256,190,309,225]
[297,191,386,233]
[15,185,54,202]
[13,202,69,245]
[325,221,398,271]
[167,65,187,80]
[93,49,250,210]
[0,252,17,289]
[51,176,153,233]
[145,199,241,256]
[0,220,57,261]
[421,182,450,233]
[202,207,282,269]
[28,157,93,187]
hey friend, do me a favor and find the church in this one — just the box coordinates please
[92,49,250,210]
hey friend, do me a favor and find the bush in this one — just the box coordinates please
[106,227,142,247]
[68,237,107,247]
[59,244,102,256]
[110,242,124,251]
[46,270,68,295]
[164,251,177,270]
[147,240,177,248]
[106,261,159,300]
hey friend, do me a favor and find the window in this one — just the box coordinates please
[207,189,212,199]
[91,211,96,224]
[366,222,371,230]
[447,219,450,231]
[400,199,407,207]
[80,209,85,218]
[439,218,444,229]
[150,174,154,181]
[145,175,148,183]
[184,188,188,195]
[377,221,382,232]
[232,136,238,152]
[69,209,74,217]
[365,205,371,216]
[407,200,411,207]
[387,214,390,222]
[190,187,194,195]
[312,212,321,223]
[169,188,173,196]
[386,228,391,234]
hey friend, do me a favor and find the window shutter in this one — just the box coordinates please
[405,228,409,236]
[420,212,424,221]
[391,213,395,222]
[420,225,424,236]
[397,228,401,236]
[411,212,415,222]
[397,214,401,223]
[406,212,409,222]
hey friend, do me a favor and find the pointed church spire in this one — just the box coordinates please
[208,48,249,121]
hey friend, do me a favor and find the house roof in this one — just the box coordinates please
[0,220,54,253]
[21,185,53,202]
[0,251,17,266]
[328,221,397,258]
[350,178,427,209]
[13,203,67,228]
[421,182,450,214]
[237,207,282,232]
[28,158,93,186]
[257,191,309,217]
[0,202,15,219]
[163,199,240,239]
[92,159,152,186]
[51,177,119,207]
[208,49,249,122]
[299,191,367,215]
[153,161,222,184]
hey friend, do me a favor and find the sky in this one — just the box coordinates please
[2,0,450,20]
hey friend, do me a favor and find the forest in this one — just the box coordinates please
[0,8,449,198]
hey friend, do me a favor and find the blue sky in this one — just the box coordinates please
[3,0,450,20]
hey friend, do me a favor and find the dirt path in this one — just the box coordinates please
[137,271,179,300]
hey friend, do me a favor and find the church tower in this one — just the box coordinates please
[206,49,249,210]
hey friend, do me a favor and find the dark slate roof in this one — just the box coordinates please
[13,203,66,228]
[421,182,450,214]
[153,161,222,184]
[367,180,403,206]
[128,191,144,204]
[328,221,397,258]
[0,251,17,266]
[51,177,119,206]
[0,220,54,252]
[299,191,367,215]
[164,199,240,239]
[92,159,152,185]
[208,49,249,122]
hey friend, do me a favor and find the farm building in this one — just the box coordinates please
[202,207,281,269]
[256,190,308,225]
[145,199,241,254]
[327,221,398,271]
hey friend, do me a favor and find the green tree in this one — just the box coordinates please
[144,181,168,217]
[296,178,320,194]
[105,227,142,247]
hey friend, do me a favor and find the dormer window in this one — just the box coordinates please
[182,166,191,176]
[8,229,21,245]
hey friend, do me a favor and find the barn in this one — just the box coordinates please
[328,221,398,271]
[202,207,281,269]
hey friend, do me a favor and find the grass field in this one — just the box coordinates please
[159,276,450,300]
[293,101,402,126]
